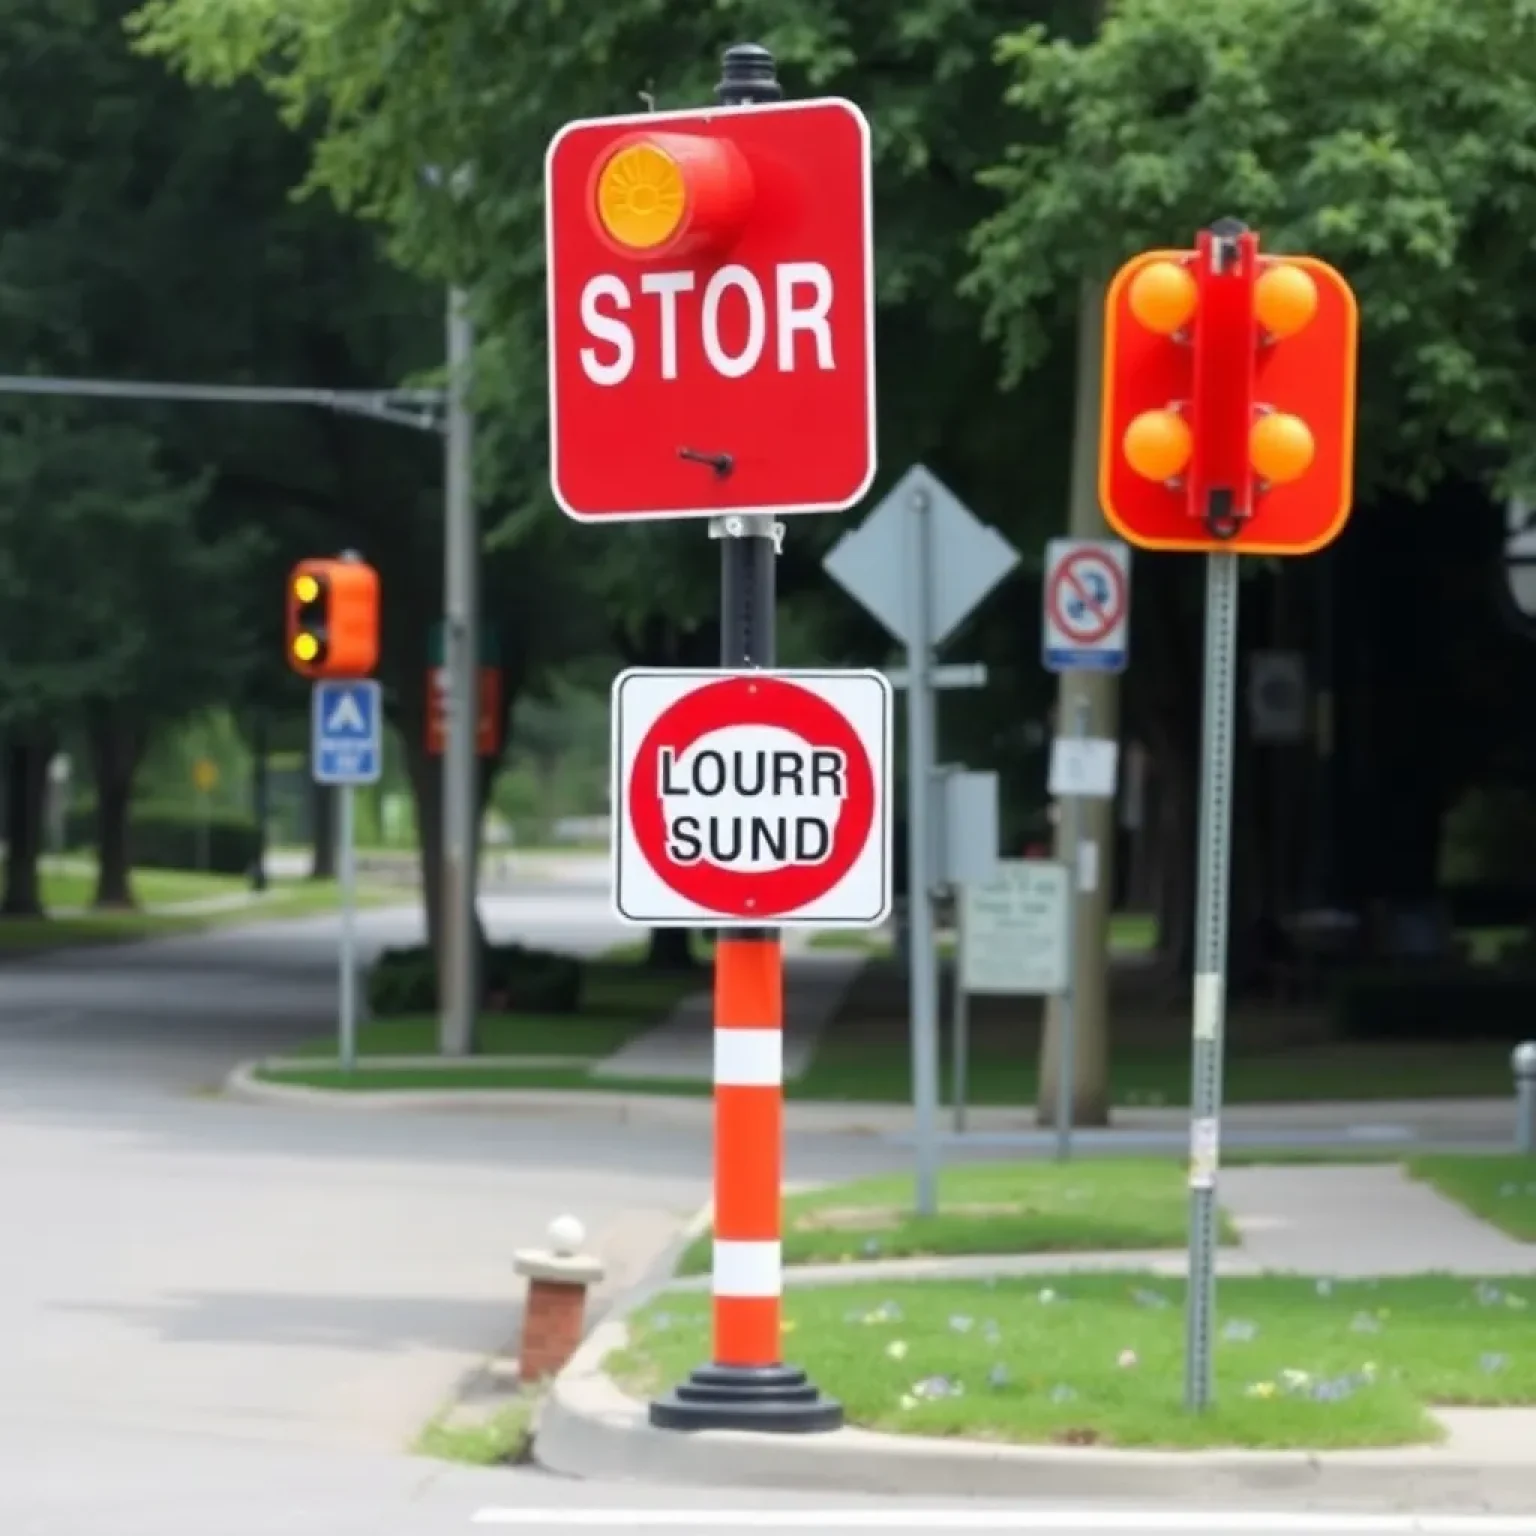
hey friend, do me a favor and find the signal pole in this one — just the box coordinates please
[440,288,479,1057]
[646,41,842,1439]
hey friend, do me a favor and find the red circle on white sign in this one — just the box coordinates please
[1048,550,1126,644]
[627,675,876,917]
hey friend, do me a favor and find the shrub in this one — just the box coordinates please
[64,802,259,876]
[367,941,584,1016]
[1329,967,1536,1043]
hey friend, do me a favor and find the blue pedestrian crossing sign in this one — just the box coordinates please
[312,680,384,786]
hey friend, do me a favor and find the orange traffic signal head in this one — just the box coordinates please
[588,130,754,262]
[286,557,379,679]
[1099,233,1359,556]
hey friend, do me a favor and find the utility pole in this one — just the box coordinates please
[1038,279,1120,1129]
[440,287,479,1057]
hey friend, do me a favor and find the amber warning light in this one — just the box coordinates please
[286,557,381,680]
[589,132,754,261]
[1100,230,1357,557]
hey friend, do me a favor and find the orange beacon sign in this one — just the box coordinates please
[1099,223,1359,556]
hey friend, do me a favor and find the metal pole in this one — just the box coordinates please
[1184,551,1240,1412]
[1056,697,1090,1161]
[440,286,479,1057]
[338,782,359,1071]
[906,482,941,1216]
[250,708,269,893]
[951,896,969,1134]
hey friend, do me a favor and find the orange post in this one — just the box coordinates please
[710,933,785,1367]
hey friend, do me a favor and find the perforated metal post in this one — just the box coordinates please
[1055,696,1090,1161]
[1184,550,1240,1411]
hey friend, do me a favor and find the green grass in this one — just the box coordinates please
[257,957,703,1091]
[414,1397,536,1465]
[611,1272,1536,1450]
[1408,1155,1536,1242]
[0,876,401,953]
[676,1159,1235,1276]
[39,863,247,910]
[794,1036,1516,1106]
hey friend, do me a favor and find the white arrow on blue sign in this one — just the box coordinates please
[312,679,384,786]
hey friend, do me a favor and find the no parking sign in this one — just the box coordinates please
[1041,537,1131,673]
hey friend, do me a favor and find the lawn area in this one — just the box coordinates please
[39,862,246,910]
[256,957,703,1090]
[0,875,400,953]
[675,1159,1235,1276]
[792,1034,1516,1106]
[610,1271,1536,1450]
[1408,1155,1536,1242]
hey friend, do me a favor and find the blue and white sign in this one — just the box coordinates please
[1042,537,1131,674]
[312,679,383,786]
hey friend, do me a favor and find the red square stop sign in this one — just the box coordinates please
[544,98,876,523]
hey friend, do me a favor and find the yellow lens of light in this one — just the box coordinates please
[596,142,687,250]
[292,634,320,663]
[1254,264,1318,339]
[1251,412,1315,484]
[1128,260,1198,336]
[294,574,320,604]
[1123,409,1193,482]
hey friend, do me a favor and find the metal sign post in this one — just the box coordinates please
[311,678,384,1076]
[337,780,359,1071]
[824,462,1021,1216]
[1184,551,1240,1411]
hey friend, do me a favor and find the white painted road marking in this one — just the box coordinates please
[471,1512,1536,1533]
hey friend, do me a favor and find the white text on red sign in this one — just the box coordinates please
[579,263,835,386]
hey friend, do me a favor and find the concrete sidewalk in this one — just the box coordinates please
[534,1163,1536,1510]
[590,953,863,1083]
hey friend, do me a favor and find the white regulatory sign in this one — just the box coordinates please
[611,667,894,928]
[1042,537,1131,674]
[958,859,1070,997]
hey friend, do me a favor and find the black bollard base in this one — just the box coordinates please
[649,1362,844,1433]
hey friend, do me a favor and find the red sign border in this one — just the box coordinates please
[543,97,878,524]
[1047,548,1127,645]
[613,668,892,926]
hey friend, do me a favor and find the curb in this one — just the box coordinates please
[533,1303,1536,1511]
[221,1065,1518,1146]
[222,1062,899,1132]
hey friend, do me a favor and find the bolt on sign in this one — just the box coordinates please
[611,669,893,926]
[544,99,876,521]
[1099,227,1359,555]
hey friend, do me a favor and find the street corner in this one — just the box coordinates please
[531,1293,1536,1513]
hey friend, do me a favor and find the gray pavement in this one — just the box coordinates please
[2,880,1531,1530]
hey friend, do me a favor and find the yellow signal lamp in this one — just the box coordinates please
[596,140,688,253]
[1124,408,1193,482]
[1250,411,1315,484]
[1128,260,1198,337]
[1254,263,1319,339]
[293,573,321,605]
[589,130,754,261]
[292,633,320,664]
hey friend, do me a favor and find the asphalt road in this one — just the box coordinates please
[0,880,1521,1533]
